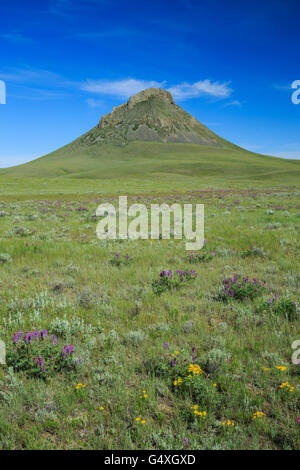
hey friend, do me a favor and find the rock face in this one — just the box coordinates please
[80,88,231,147]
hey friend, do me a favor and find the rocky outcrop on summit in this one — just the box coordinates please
[80,88,232,147]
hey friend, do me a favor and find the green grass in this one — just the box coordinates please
[1,141,300,188]
[0,187,299,449]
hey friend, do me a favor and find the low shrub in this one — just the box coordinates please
[7,330,81,379]
[218,276,265,302]
[257,294,297,321]
[188,249,216,264]
[152,269,197,295]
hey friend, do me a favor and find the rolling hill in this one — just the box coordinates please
[1,88,300,189]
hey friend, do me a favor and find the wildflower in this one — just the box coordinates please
[275,365,287,371]
[163,342,169,350]
[253,411,266,420]
[263,367,271,371]
[222,419,235,427]
[188,364,203,375]
[279,382,294,392]
[140,390,148,399]
[136,417,146,424]
[213,383,217,387]
[184,438,189,449]
[13,331,22,344]
[173,377,183,386]
[99,406,104,411]
[296,418,300,424]
[42,329,48,339]
[75,383,86,390]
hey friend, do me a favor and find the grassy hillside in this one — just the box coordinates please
[1,142,300,194]
[1,88,299,193]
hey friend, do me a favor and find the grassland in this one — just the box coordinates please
[0,183,299,450]
[1,142,300,188]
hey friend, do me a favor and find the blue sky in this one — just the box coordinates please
[0,0,300,167]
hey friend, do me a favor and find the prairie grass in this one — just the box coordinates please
[0,186,299,450]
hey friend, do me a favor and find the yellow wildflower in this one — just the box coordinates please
[188,364,203,375]
[174,377,183,386]
[253,411,266,419]
[222,419,235,427]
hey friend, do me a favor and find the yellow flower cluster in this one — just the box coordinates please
[140,390,148,399]
[136,417,146,424]
[263,365,287,372]
[280,382,294,392]
[173,377,183,386]
[75,383,86,390]
[188,364,203,375]
[99,406,104,411]
[253,411,266,419]
[192,405,207,417]
[222,419,235,427]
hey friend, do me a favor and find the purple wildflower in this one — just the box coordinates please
[184,438,189,449]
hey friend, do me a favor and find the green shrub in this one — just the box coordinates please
[152,269,197,295]
[7,330,81,379]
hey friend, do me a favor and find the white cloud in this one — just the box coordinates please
[81,78,232,101]
[222,100,242,108]
[167,80,232,100]
[81,78,165,99]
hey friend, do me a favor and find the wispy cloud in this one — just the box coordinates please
[85,98,106,108]
[0,67,63,85]
[167,80,233,100]
[0,67,73,101]
[81,78,233,101]
[81,78,166,98]
[222,100,242,108]
[0,67,235,105]
[1,30,33,44]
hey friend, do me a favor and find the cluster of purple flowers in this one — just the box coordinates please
[222,275,265,301]
[62,344,74,359]
[159,269,197,282]
[111,253,131,266]
[13,329,50,345]
[153,269,197,294]
[34,356,46,373]
[188,249,215,263]
[9,329,80,377]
